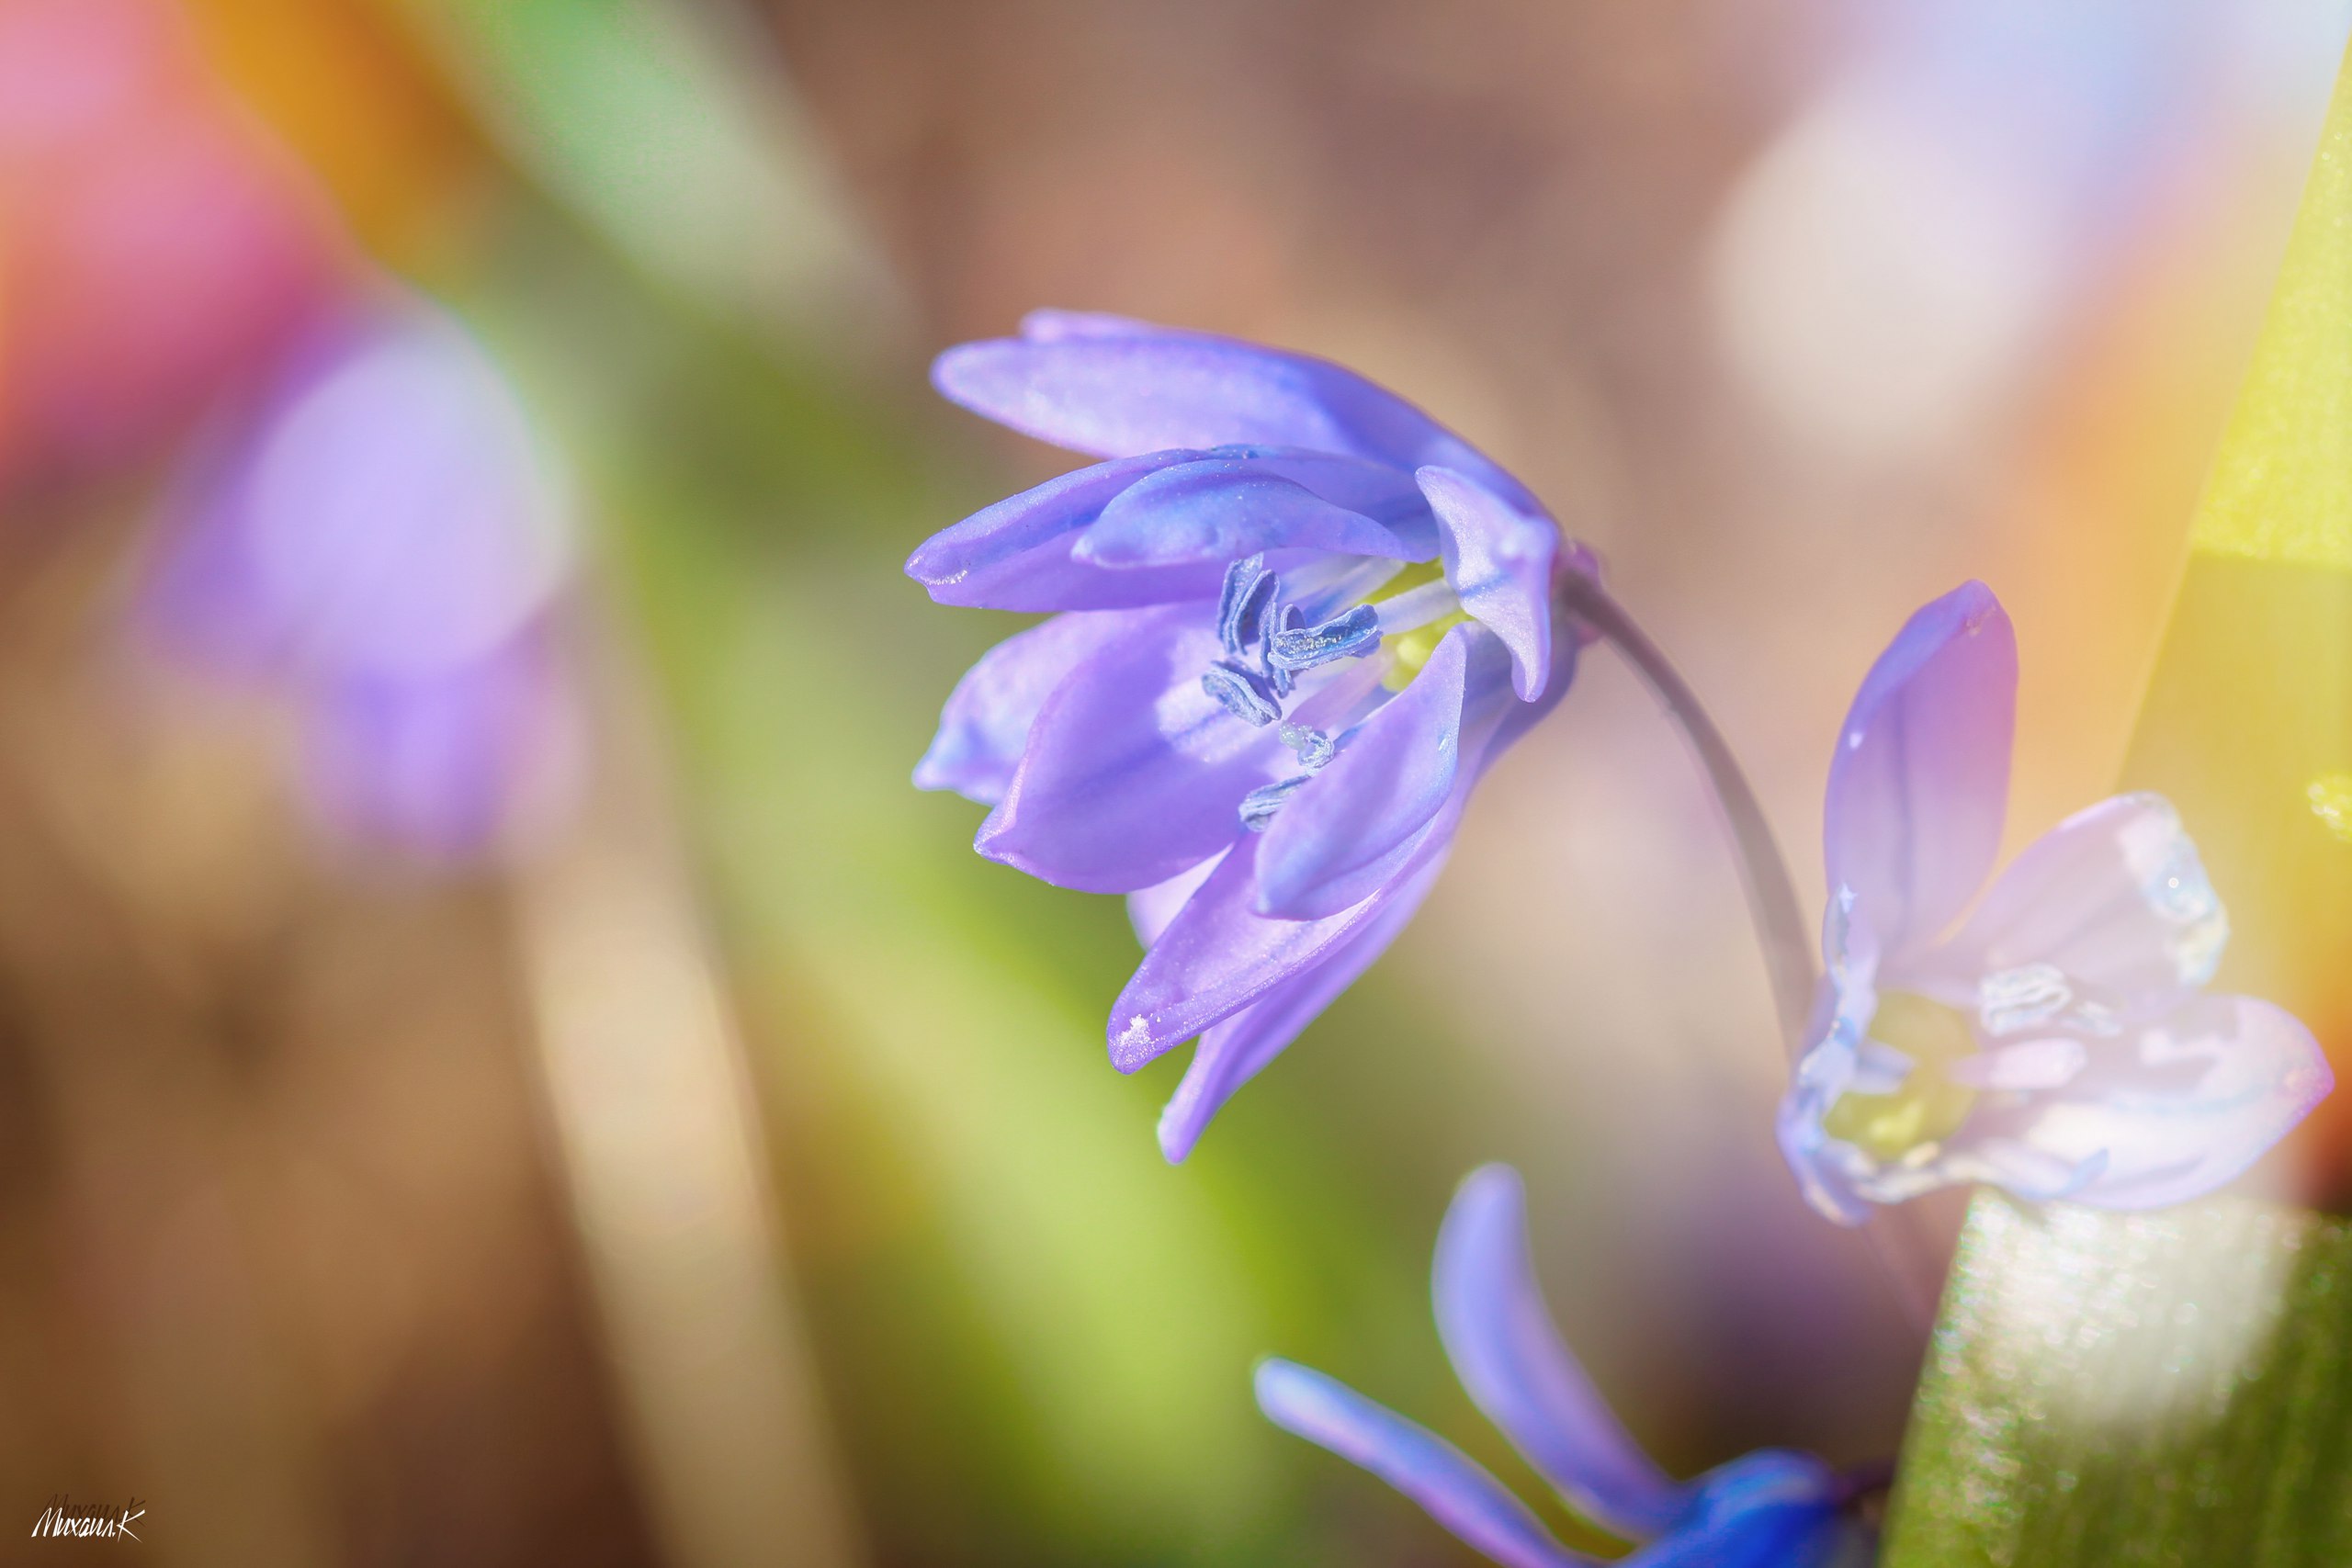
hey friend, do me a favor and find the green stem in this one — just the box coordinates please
[1558,573,1941,1331]
[1556,573,1817,1056]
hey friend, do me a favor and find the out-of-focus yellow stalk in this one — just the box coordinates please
[177,0,490,268]
[2122,39,2352,1198]
[517,619,863,1568]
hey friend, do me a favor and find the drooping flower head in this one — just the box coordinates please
[1778,581,2331,1223]
[1258,1166,1881,1567]
[909,311,1593,1159]
[141,291,581,862]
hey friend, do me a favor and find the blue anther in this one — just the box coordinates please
[1239,774,1315,832]
[1260,597,1295,694]
[1279,723,1336,771]
[1268,603,1382,671]
[1202,661,1281,727]
[1216,555,1275,654]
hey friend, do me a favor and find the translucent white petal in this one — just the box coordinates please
[1946,793,2228,1012]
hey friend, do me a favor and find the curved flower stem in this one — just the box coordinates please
[1555,572,1817,1056]
[1558,571,1942,1332]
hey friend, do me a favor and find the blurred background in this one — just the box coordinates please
[1,2,2347,1563]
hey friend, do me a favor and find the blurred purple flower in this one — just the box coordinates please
[1840,0,2220,227]
[910,310,1592,1159]
[1709,1,2268,460]
[1259,1166,1880,1568]
[142,292,580,861]
[300,631,577,860]
[1778,582,2332,1224]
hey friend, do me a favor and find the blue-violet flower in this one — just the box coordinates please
[1259,1165,1881,1567]
[910,311,1593,1159]
[142,292,581,860]
[1778,581,2332,1223]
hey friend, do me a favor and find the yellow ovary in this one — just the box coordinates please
[1821,990,1981,1163]
[1364,560,1446,603]
[1382,611,1474,689]
[1364,561,1471,690]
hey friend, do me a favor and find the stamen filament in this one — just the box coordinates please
[1372,579,1461,635]
[1280,557,1405,622]
[1283,654,1390,732]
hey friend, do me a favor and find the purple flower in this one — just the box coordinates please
[1778,582,2332,1224]
[1258,1166,1881,1568]
[300,630,579,859]
[910,311,1593,1159]
[141,291,580,861]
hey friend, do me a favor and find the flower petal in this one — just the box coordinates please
[1020,309,1160,341]
[1128,853,1225,950]
[1682,1449,1847,1525]
[905,452,1233,611]
[304,637,576,860]
[1254,625,1477,919]
[1074,457,1421,568]
[1826,581,2016,961]
[1116,622,1570,1066]
[1248,449,1446,557]
[1623,1502,1861,1568]
[1776,1065,1877,1227]
[1433,1166,1692,1540]
[1254,1359,1594,1568]
[1157,855,1442,1162]
[933,317,1540,513]
[1109,821,1456,1068]
[1945,1037,2087,1091]
[1776,923,1883,1229]
[914,610,1141,805]
[1943,793,2230,1017]
[1419,466,1561,701]
[146,304,572,681]
[978,605,1286,892]
[1640,1450,1862,1568]
[1969,993,2332,1211]
[1961,1140,2109,1203]
[1262,618,1574,920]
[1803,994,2331,1214]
